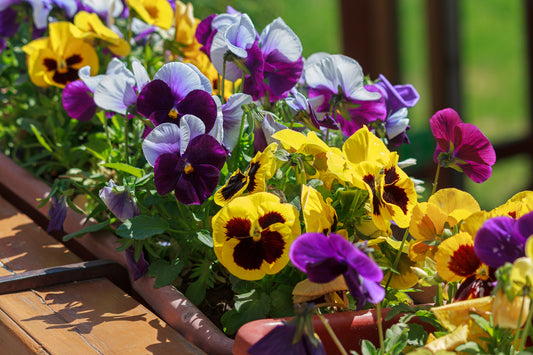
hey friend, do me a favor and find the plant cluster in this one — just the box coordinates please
[2,1,533,354]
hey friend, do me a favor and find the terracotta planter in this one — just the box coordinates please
[0,152,234,355]
[234,306,434,355]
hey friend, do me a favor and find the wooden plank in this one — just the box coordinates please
[0,307,48,354]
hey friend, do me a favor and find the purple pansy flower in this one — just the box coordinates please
[430,108,496,183]
[304,53,381,136]
[0,7,20,38]
[99,180,140,222]
[221,93,253,150]
[125,246,149,281]
[244,17,303,101]
[136,62,217,133]
[47,195,67,233]
[248,304,326,355]
[474,211,533,268]
[290,233,385,310]
[142,117,227,205]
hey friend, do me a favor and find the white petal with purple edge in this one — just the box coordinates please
[208,95,224,145]
[184,63,212,93]
[94,73,136,114]
[154,62,204,100]
[142,123,182,166]
[260,18,302,62]
[222,93,252,149]
[132,58,150,93]
[210,30,242,82]
[180,115,205,155]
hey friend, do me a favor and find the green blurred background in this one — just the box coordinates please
[193,0,532,210]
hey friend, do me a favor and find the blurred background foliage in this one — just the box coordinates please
[196,0,531,210]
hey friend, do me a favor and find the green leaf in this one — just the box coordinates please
[84,133,112,161]
[455,341,484,353]
[407,323,428,347]
[185,279,207,305]
[360,339,378,355]
[221,290,271,335]
[30,124,53,152]
[147,259,183,288]
[116,215,169,240]
[62,220,110,241]
[102,162,144,177]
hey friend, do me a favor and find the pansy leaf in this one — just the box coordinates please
[197,229,214,247]
[220,290,271,335]
[30,124,53,152]
[116,215,169,240]
[360,340,378,355]
[147,259,184,288]
[62,220,110,241]
[102,162,144,177]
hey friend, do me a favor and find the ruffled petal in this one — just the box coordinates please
[62,80,97,121]
[142,123,182,166]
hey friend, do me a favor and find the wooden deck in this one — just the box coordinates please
[0,194,205,354]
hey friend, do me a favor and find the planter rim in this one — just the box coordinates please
[0,152,234,355]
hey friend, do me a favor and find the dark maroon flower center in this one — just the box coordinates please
[43,54,82,85]
[448,244,481,277]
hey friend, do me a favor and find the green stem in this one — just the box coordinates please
[124,112,130,164]
[436,283,443,306]
[518,298,533,351]
[513,296,527,350]
[317,313,348,355]
[384,228,410,290]
[376,302,385,351]
[431,164,441,196]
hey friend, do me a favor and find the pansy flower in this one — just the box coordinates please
[47,195,68,233]
[99,180,140,222]
[125,0,173,30]
[22,21,99,88]
[214,143,277,206]
[430,108,496,183]
[474,211,533,269]
[303,53,381,135]
[290,232,384,309]
[142,117,227,205]
[408,188,480,263]
[212,192,300,280]
[352,152,417,231]
[136,62,218,134]
[73,11,130,56]
[77,0,125,25]
[435,232,495,300]
[301,185,337,235]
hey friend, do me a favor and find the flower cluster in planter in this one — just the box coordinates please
[2,1,533,353]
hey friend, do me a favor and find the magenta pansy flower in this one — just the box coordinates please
[430,108,496,183]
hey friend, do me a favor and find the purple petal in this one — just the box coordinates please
[222,93,253,150]
[248,323,326,355]
[454,123,496,166]
[305,257,347,283]
[196,14,216,52]
[514,211,533,246]
[47,196,67,233]
[62,80,97,121]
[329,234,383,282]
[137,80,173,119]
[290,232,337,272]
[374,74,420,113]
[154,62,208,100]
[264,57,303,98]
[362,277,386,304]
[99,181,140,222]
[474,216,524,268]
[243,42,266,100]
[175,164,221,205]
[0,7,19,37]
[459,161,493,184]
[176,90,217,132]
[186,134,227,171]
[154,153,182,195]
[125,246,149,280]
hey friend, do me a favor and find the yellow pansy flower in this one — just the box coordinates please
[300,185,337,234]
[73,11,130,56]
[409,188,480,262]
[126,0,173,30]
[22,22,99,88]
[342,125,391,166]
[212,192,301,280]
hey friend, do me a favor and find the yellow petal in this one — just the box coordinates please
[301,185,337,234]
[492,290,530,329]
[435,232,475,282]
[126,0,173,30]
[342,126,390,166]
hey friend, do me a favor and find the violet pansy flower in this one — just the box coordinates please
[304,53,381,136]
[290,233,385,310]
[99,180,140,222]
[47,195,67,233]
[474,211,533,268]
[142,117,227,205]
[136,62,217,133]
[430,108,496,183]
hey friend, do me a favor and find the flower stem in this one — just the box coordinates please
[384,228,409,290]
[124,112,130,165]
[518,298,533,351]
[376,302,385,351]
[431,164,441,196]
[513,296,527,350]
[317,313,348,355]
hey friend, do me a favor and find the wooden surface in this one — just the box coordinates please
[0,195,205,354]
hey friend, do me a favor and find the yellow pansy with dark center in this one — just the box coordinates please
[212,192,301,280]
[214,143,277,206]
[354,152,416,231]
[22,22,98,88]
[126,0,173,30]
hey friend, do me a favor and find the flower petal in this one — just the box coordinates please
[142,123,182,166]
